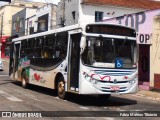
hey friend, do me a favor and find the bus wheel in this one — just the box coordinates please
[57,78,66,99]
[22,71,28,88]
[98,94,111,101]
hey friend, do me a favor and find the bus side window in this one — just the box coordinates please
[28,38,35,48]
[36,37,44,47]
[55,32,68,59]
[20,40,27,58]
[27,38,35,58]
[34,37,44,58]
[21,40,27,49]
[43,34,55,58]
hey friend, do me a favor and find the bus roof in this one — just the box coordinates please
[12,24,82,42]
[12,23,135,42]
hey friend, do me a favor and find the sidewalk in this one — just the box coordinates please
[136,89,160,101]
[1,58,9,63]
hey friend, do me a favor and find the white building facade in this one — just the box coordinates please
[34,3,57,33]
[57,0,160,27]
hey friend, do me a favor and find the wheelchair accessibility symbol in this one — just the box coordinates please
[115,59,123,68]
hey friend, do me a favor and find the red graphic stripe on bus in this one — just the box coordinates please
[101,76,111,81]
[91,74,111,81]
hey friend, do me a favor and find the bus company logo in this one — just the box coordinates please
[113,79,117,84]
[31,73,46,84]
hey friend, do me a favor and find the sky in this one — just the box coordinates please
[0,0,60,6]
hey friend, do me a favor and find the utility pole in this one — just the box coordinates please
[61,0,65,27]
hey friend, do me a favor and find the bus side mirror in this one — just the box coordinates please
[80,36,86,54]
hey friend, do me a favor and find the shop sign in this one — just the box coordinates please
[103,9,160,45]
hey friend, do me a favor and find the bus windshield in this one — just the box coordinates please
[81,36,137,69]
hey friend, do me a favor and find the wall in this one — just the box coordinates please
[35,4,57,32]
[0,6,24,37]
[65,0,79,26]
[25,8,37,35]
[79,3,143,24]
[56,0,144,27]
[150,16,160,88]
[25,15,36,35]
[12,8,26,37]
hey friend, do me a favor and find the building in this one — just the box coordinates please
[12,3,57,36]
[56,0,160,90]
[24,3,57,35]
[57,0,160,28]
[34,3,57,33]
[25,14,36,35]
[103,9,160,90]
[0,0,46,58]
[11,8,37,37]
[0,5,24,58]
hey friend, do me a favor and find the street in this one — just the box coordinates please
[0,61,160,120]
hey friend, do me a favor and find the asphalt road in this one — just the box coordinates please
[0,61,160,120]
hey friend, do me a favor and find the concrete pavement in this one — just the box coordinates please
[2,58,9,63]
[137,89,160,101]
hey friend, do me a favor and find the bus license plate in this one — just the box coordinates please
[111,86,119,91]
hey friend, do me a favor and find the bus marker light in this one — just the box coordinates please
[124,76,128,79]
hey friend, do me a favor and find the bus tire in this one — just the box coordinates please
[22,71,28,88]
[98,94,111,101]
[57,77,66,99]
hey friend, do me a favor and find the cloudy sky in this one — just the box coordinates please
[0,0,60,6]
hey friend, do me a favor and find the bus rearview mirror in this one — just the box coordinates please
[80,36,86,54]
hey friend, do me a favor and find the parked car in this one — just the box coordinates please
[0,59,3,70]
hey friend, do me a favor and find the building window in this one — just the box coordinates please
[20,19,23,28]
[13,22,16,30]
[72,11,76,21]
[29,27,34,35]
[95,11,103,22]
[37,14,48,32]
[29,21,32,27]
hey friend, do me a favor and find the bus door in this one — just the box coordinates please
[68,32,81,92]
[9,43,14,77]
[13,42,21,79]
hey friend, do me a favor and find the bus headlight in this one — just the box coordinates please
[84,73,99,84]
[91,78,99,84]
[129,79,136,85]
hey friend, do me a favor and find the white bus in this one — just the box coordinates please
[9,23,138,99]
